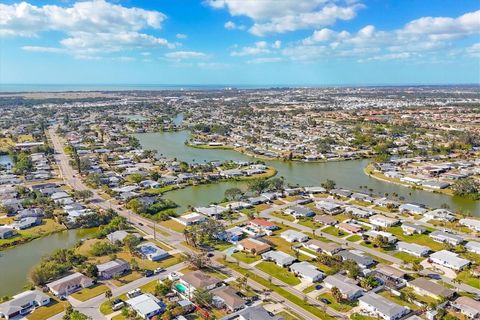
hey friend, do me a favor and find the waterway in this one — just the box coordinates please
[133,131,480,215]
[0,155,13,169]
[0,228,97,297]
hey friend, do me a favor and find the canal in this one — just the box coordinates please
[133,131,480,215]
[0,228,97,297]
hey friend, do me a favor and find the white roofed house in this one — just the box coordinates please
[136,242,169,261]
[465,241,480,254]
[401,222,426,235]
[46,272,94,298]
[451,296,480,319]
[303,239,343,256]
[358,292,410,320]
[323,274,363,301]
[280,230,309,243]
[284,205,315,218]
[126,293,166,319]
[429,230,464,246]
[315,200,344,215]
[369,214,399,228]
[261,250,296,267]
[424,209,456,222]
[364,230,397,244]
[289,261,324,283]
[399,203,427,215]
[429,250,470,271]
[96,259,130,279]
[397,241,430,257]
[459,218,480,232]
[0,290,51,320]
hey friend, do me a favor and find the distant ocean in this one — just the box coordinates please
[0,83,282,92]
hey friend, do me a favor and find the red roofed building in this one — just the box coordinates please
[249,218,277,231]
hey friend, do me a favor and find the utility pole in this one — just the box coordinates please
[153,221,156,240]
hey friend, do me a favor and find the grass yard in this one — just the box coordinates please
[71,284,109,301]
[270,211,295,222]
[346,235,362,242]
[256,261,300,285]
[350,313,378,320]
[231,251,261,264]
[303,284,318,294]
[322,226,347,237]
[111,271,143,287]
[457,270,480,289]
[0,219,66,248]
[378,290,418,310]
[27,299,69,320]
[276,310,303,320]
[255,203,271,212]
[220,260,334,320]
[264,236,297,255]
[393,251,423,264]
[387,226,446,251]
[318,292,357,312]
[158,219,185,233]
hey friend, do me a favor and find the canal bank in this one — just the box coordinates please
[133,131,479,215]
[0,228,97,297]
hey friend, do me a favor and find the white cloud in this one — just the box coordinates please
[165,51,207,60]
[224,21,246,30]
[176,33,188,39]
[272,40,282,49]
[3,1,174,58]
[294,10,480,62]
[231,41,278,56]
[207,0,364,36]
[247,57,283,64]
[466,43,480,57]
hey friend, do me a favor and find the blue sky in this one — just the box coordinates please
[0,0,479,85]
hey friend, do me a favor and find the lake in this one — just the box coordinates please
[134,131,480,215]
[0,228,97,297]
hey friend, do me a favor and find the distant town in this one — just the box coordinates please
[0,86,479,320]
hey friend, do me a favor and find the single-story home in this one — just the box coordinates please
[0,290,51,320]
[289,262,324,283]
[369,215,399,228]
[126,293,166,319]
[451,296,480,319]
[407,278,454,300]
[429,250,470,270]
[323,274,363,301]
[236,238,271,255]
[396,241,430,257]
[358,292,410,320]
[261,250,296,267]
[303,240,343,256]
[280,230,309,243]
[401,222,426,235]
[465,241,480,254]
[337,251,375,269]
[429,231,464,246]
[177,271,222,298]
[136,242,170,261]
[46,272,94,298]
[211,286,245,312]
[97,259,130,279]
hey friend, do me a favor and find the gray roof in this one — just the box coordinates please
[397,241,430,256]
[430,230,464,243]
[359,292,409,318]
[233,306,280,320]
[324,274,363,297]
[290,261,323,279]
[0,290,50,317]
[338,250,375,267]
[261,250,296,266]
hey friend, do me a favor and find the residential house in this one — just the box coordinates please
[397,242,430,257]
[465,241,480,254]
[261,250,296,267]
[236,238,271,255]
[323,274,363,301]
[11,217,41,230]
[345,206,373,218]
[401,223,426,235]
[106,230,141,243]
[459,218,480,232]
[46,272,94,298]
[373,264,407,289]
[315,200,344,215]
[407,278,454,300]
[97,259,130,279]
[280,230,309,243]
[338,251,375,269]
[424,209,456,222]
[338,222,363,234]
[399,203,427,215]
[249,218,278,231]
[230,305,281,320]
[364,230,397,244]
[177,271,222,298]
[211,287,245,312]
[0,227,14,239]
[451,296,480,319]
[303,240,343,256]
[136,242,170,261]
[217,226,244,243]
[359,292,410,320]
[429,231,464,246]
[126,293,166,319]
[174,212,207,226]
[369,215,399,228]
[429,250,470,270]
[0,290,50,320]
[284,205,314,218]
[314,215,336,226]
[289,262,324,283]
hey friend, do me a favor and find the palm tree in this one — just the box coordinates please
[105,289,112,301]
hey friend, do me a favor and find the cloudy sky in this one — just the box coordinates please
[1,0,479,85]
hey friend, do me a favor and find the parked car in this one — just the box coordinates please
[154,267,165,274]
[144,269,154,277]
[320,298,330,304]
[127,289,142,299]
[168,272,180,281]
[111,299,124,311]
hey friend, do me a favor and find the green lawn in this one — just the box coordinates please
[256,261,300,285]
[270,211,295,222]
[457,270,480,289]
[220,260,334,320]
[276,310,303,320]
[27,299,70,320]
[393,251,423,264]
[111,271,143,287]
[322,226,347,237]
[350,313,378,320]
[158,219,185,233]
[71,284,109,302]
[231,251,261,264]
[346,235,362,242]
[303,284,318,293]
[318,292,357,312]
[387,226,446,251]
[378,290,418,310]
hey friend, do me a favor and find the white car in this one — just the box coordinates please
[168,272,180,281]
[127,288,142,299]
